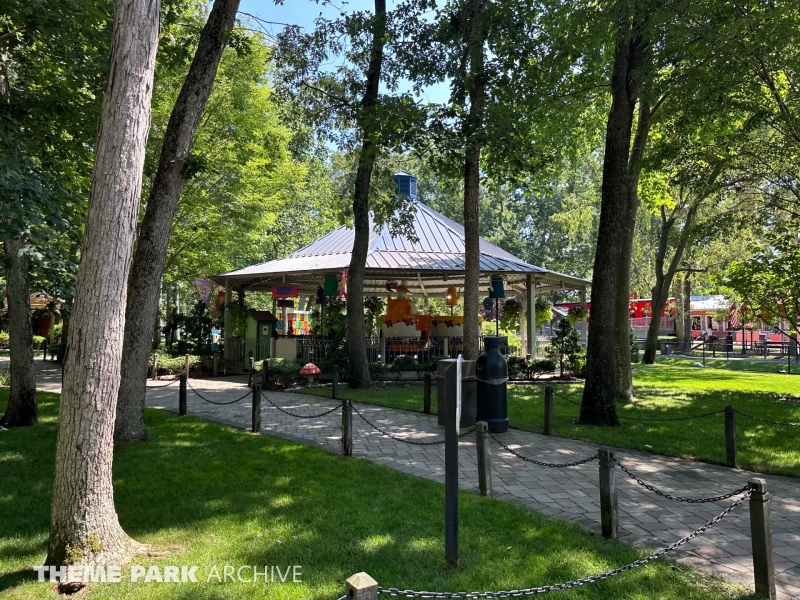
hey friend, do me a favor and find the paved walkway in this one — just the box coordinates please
[26,360,800,598]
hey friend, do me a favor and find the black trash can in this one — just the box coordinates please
[725,333,734,353]
[660,340,672,356]
[476,336,508,433]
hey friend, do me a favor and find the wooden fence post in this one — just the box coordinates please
[476,421,492,497]
[251,384,261,433]
[749,478,776,599]
[346,572,379,600]
[725,404,736,468]
[598,448,618,539]
[248,355,254,387]
[423,372,432,414]
[544,385,554,435]
[342,398,352,456]
[179,374,187,416]
[151,353,159,380]
[262,359,269,387]
[332,364,339,399]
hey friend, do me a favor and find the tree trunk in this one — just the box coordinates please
[462,0,486,361]
[683,276,692,350]
[1,236,37,426]
[614,100,651,400]
[580,2,647,425]
[115,0,241,444]
[346,0,386,389]
[46,0,159,566]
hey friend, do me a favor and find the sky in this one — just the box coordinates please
[236,0,451,104]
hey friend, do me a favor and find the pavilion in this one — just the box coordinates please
[211,201,589,362]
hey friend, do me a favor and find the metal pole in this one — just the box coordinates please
[423,372,432,414]
[544,385,554,436]
[342,398,352,456]
[248,355,254,387]
[444,361,459,568]
[476,421,492,497]
[725,404,736,468]
[179,374,187,416]
[251,384,261,433]
[749,478,776,599]
[598,448,618,539]
[333,364,339,399]
[151,353,159,380]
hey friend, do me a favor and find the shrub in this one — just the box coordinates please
[151,354,204,375]
[417,355,448,372]
[32,335,47,349]
[507,356,527,380]
[530,358,557,377]
[0,331,9,346]
[0,366,9,386]
[546,318,583,378]
[368,362,388,380]
[259,358,304,386]
[390,354,418,372]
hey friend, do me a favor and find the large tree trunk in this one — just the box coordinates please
[580,2,646,425]
[1,236,37,426]
[346,0,386,389]
[614,100,651,400]
[115,0,241,444]
[46,0,159,566]
[462,0,486,361]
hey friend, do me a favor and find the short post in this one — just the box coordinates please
[702,341,706,366]
[184,353,190,378]
[725,404,737,468]
[179,374,187,416]
[151,353,159,380]
[42,339,48,360]
[251,384,261,433]
[544,385,554,436]
[476,421,492,497]
[262,359,269,387]
[248,356,254,387]
[598,448,618,539]
[342,398,353,456]
[444,360,459,568]
[345,572,379,600]
[423,372,432,414]
[749,478,776,599]
[332,364,339,400]
[213,351,218,377]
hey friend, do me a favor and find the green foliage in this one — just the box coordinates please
[150,353,204,375]
[498,298,521,331]
[416,355,448,372]
[368,362,388,380]
[534,296,553,329]
[565,306,588,325]
[630,326,640,364]
[0,332,8,346]
[257,358,304,386]
[546,319,584,378]
[507,356,557,380]
[31,335,46,349]
[389,354,418,373]
[363,296,386,335]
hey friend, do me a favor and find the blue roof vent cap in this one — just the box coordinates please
[393,171,417,201]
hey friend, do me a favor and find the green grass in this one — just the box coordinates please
[0,390,757,600]
[300,360,800,477]
[658,356,797,374]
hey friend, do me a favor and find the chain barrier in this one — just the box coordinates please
[552,389,726,422]
[613,457,750,503]
[147,378,181,389]
[352,404,474,446]
[261,391,342,419]
[489,432,599,468]
[186,381,251,406]
[375,489,752,598]
[735,408,800,428]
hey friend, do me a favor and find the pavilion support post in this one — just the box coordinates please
[526,274,536,359]
[579,287,588,346]
[223,278,232,360]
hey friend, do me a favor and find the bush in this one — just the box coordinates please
[530,358,557,377]
[258,358,304,386]
[417,355,448,372]
[0,331,9,346]
[151,353,204,375]
[630,325,640,364]
[368,362,388,380]
[546,318,583,378]
[32,335,47,349]
[390,354,418,372]
[507,356,527,380]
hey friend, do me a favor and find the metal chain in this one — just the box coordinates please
[613,457,750,503]
[352,404,474,446]
[552,390,725,422]
[261,391,342,419]
[147,378,181,388]
[186,381,251,406]
[376,490,752,598]
[489,432,598,468]
[735,408,800,428]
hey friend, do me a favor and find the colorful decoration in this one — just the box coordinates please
[215,290,225,310]
[323,273,338,297]
[272,285,299,298]
[445,287,458,306]
[194,278,214,305]
[339,269,348,298]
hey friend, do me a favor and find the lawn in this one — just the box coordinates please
[301,360,800,477]
[0,390,757,600]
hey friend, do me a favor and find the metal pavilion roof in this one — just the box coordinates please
[211,201,589,295]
